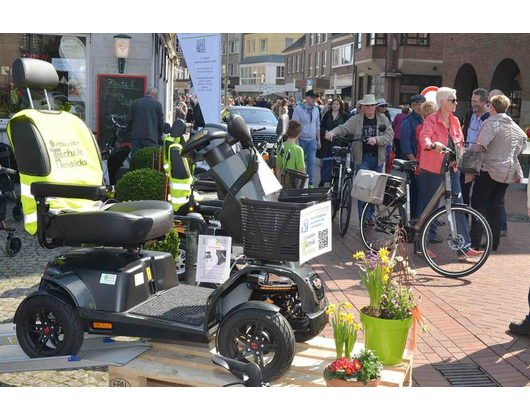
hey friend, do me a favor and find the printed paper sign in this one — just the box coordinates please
[134,272,144,287]
[100,273,117,285]
[196,235,232,284]
[299,201,332,264]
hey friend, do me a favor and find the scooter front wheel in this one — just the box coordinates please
[217,308,295,382]
[6,236,22,256]
[16,295,84,358]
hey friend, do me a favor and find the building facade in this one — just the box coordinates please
[354,33,444,107]
[0,33,177,145]
[235,33,303,97]
[221,33,243,95]
[442,33,529,126]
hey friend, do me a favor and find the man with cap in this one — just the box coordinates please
[292,90,322,187]
[324,94,394,225]
[399,93,426,218]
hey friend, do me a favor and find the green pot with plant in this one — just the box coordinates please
[354,249,422,365]
[323,303,383,387]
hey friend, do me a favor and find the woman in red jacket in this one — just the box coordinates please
[418,87,484,260]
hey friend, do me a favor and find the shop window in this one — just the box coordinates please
[0,34,87,121]
[367,33,387,46]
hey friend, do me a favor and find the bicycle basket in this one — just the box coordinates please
[241,198,314,261]
[281,168,308,189]
[456,143,485,174]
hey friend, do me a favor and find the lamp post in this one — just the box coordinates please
[113,34,132,74]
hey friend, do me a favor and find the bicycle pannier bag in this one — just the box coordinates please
[351,170,388,205]
[456,143,485,174]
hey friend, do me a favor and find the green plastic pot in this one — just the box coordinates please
[360,310,412,365]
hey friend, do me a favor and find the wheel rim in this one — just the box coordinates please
[229,321,280,372]
[176,249,186,275]
[360,193,401,251]
[23,307,67,356]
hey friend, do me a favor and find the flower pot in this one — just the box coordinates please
[360,311,412,365]
[323,373,381,387]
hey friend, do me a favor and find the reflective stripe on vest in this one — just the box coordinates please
[168,194,189,205]
[7,110,104,235]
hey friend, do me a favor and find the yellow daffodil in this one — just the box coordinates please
[344,302,353,309]
[378,248,390,258]
[353,251,365,260]
[354,324,362,330]
[345,313,354,324]
[382,273,390,283]
[381,256,390,265]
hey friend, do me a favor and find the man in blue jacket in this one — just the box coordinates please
[399,94,425,219]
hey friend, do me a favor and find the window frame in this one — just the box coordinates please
[400,33,430,46]
[260,38,268,54]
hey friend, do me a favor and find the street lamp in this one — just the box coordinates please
[114,34,132,74]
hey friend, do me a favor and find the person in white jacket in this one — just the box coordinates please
[508,179,530,336]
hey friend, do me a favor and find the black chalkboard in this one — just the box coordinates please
[97,74,147,144]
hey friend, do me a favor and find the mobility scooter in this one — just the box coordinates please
[9,58,329,381]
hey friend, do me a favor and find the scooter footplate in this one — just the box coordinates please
[130,285,213,326]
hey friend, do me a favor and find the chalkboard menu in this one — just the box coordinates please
[97,74,147,144]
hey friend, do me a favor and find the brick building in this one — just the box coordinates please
[354,33,444,107]
[442,33,529,126]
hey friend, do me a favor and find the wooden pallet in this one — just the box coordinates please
[108,337,413,387]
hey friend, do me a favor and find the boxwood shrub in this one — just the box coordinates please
[116,168,166,202]
[130,147,161,171]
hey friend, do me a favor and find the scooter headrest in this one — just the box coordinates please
[12,58,59,90]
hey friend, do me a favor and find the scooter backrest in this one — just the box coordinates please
[163,123,171,135]
[227,115,253,149]
[12,58,59,90]
[170,119,186,138]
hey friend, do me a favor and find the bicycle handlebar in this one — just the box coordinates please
[0,165,16,175]
[333,135,367,143]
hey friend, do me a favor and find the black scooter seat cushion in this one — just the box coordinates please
[47,200,174,247]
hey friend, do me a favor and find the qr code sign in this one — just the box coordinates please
[196,38,206,53]
[318,229,329,250]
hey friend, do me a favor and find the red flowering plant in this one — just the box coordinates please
[324,349,383,385]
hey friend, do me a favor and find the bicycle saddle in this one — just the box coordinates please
[393,159,418,172]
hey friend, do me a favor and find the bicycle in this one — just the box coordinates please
[359,148,493,278]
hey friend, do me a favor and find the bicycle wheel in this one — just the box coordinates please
[338,179,352,236]
[420,205,492,278]
[330,174,339,221]
[360,192,404,252]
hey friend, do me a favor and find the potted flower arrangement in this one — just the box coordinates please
[353,248,422,365]
[323,303,383,387]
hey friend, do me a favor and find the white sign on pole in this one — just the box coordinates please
[299,201,332,264]
[196,235,232,284]
[177,33,222,124]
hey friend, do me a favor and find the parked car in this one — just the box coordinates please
[387,107,402,123]
[229,106,278,145]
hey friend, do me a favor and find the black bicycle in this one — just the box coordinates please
[359,148,492,278]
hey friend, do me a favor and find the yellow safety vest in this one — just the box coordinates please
[167,142,192,211]
[7,109,103,235]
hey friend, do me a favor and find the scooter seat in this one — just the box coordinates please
[47,200,174,247]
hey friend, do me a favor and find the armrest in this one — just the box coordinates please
[193,179,218,191]
[31,182,107,201]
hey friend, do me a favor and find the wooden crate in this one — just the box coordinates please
[108,337,413,387]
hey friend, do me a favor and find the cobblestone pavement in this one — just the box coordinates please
[1,163,528,386]
[0,202,109,387]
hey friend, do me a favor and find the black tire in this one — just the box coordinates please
[12,205,23,222]
[330,177,339,221]
[360,192,404,251]
[294,321,326,343]
[6,237,22,256]
[16,295,84,358]
[217,308,295,382]
[338,179,352,236]
[420,206,492,278]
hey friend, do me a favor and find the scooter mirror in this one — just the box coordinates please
[276,114,289,136]
[163,123,171,134]
[170,119,187,138]
[227,115,253,148]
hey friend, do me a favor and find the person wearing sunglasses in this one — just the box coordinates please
[417,87,484,259]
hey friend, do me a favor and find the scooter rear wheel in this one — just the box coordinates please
[16,295,84,358]
[218,308,295,382]
[6,236,22,256]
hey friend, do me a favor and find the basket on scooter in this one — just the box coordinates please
[281,168,308,189]
[278,187,332,204]
[241,198,315,261]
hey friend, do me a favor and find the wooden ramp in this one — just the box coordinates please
[108,337,413,387]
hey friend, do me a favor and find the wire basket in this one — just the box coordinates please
[281,168,308,189]
[241,198,314,261]
[456,143,485,174]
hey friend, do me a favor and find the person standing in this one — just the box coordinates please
[392,105,410,159]
[275,120,306,180]
[291,90,322,187]
[376,98,392,122]
[469,94,526,251]
[126,87,165,157]
[324,94,394,224]
[400,94,426,218]
[175,96,188,121]
[279,99,289,117]
[288,97,295,119]
[418,87,484,259]
[318,98,347,187]
[508,179,530,336]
